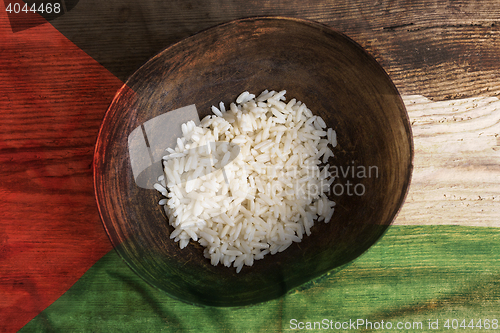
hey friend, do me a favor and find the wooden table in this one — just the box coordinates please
[1,1,499,332]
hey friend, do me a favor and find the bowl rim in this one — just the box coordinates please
[93,15,415,307]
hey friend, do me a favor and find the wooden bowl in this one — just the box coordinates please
[94,17,413,306]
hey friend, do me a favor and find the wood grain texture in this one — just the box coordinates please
[50,0,500,100]
[0,9,120,332]
[19,226,500,332]
[1,0,500,331]
[395,95,500,226]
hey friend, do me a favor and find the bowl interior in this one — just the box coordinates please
[94,17,413,307]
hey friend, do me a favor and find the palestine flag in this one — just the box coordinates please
[2,2,500,332]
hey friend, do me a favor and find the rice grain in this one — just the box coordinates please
[156,90,337,272]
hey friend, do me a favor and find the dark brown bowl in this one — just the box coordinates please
[94,17,413,307]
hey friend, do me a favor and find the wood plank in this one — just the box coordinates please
[0,11,120,331]
[49,0,500,100]
[394,95,500,226]
[2,1,500,330]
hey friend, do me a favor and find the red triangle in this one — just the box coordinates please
[0,4,122,332]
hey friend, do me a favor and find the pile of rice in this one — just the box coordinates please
[154,90,337,273]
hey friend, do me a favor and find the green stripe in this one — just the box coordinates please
[21,226,500,332]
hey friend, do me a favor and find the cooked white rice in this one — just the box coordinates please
[156,90,337,273]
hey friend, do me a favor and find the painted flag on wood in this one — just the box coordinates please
[0,4,120,332]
